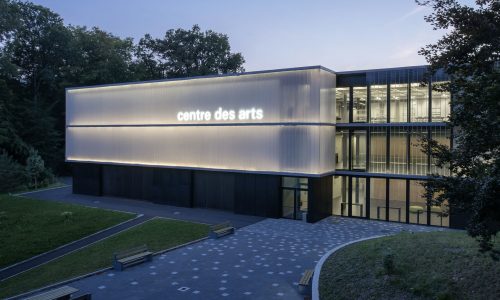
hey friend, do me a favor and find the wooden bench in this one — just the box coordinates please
[209,221,235,239]
[298,269,314,296]
[113,244,152,271]
[25,285,79,300]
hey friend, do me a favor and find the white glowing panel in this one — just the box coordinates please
[66,67,336,175]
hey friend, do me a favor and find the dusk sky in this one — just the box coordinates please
[30,0,473,72]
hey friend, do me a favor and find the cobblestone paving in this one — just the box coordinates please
[68,217,446,300]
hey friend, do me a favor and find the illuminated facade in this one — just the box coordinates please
[67,65,463,227]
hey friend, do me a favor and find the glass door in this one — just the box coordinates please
[281,177,309,220]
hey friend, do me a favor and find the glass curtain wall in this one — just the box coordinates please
[389,179,406,222]
[369,128,386,173]
[389,127,408,174]
[430,127,451,175]
[390,84,408,123]
[370,178,386,220]
[410,83,429,122]
[409,127,428,175]
[351,130,367,170]
[335,129,349,169]
[351,177,366,217]
[431,82,451,122]
[332,176,348,216]
[336,88,350,123]
[370,85,387,123]
[353,87,367,122]
[409,180,428,225]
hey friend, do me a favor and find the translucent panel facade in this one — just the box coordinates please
[370,85,387,123]
[66,67,336,175]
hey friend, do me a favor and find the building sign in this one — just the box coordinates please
[177,107,263,122]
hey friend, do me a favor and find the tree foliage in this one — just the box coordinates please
[0,0,245,191]
[417,0,500,250]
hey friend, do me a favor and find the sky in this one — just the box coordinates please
[28,0,471,72]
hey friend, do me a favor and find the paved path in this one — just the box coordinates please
[24,184,264,229]
[0,214,152,281]
[42,217,446,300]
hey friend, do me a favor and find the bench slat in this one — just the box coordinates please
[299,270,314,285]
[25,286,78,300]
[118,252,152,264]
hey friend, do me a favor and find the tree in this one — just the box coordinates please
[417,0,500,250]
[135,25,245,80]
[25,147,44,188]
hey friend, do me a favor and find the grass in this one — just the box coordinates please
[319,231,500,300]
[0,194,134,268]
[0,218,209,299]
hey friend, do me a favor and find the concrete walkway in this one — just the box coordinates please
[27,217,446,300]
[0,214,152,281]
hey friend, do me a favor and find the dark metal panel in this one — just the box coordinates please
[307,176,333,223]
[72,163,101,196]
[193,171,235,211]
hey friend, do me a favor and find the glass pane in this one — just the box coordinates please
[389,127,408,174]
[410,83,429,122]
[282,189,294,219]
[431,198,449,227]
[389,179,406,222]
[430,127,451,175]
[282,177,308,189]
[351,130,367,170]
[369,128,386,173]
[299,190,308,215]
[370,178,386,220]
[390,83,408,123]
[351,177,366,217]
[431,82,451,122]
[332,176,348,216]
[353,87,367,122]
[335,129,349,169]
[409,180,428,225]
[336,88,350,123]
[409,127,428,175]
[370,85,387,123]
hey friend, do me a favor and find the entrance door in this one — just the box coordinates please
[282,188,308,220]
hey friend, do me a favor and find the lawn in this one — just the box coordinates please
[0,218,209,298]
[0,195,134,268]
[319,231,500,300]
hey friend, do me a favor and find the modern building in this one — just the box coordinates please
[66,65,463,228]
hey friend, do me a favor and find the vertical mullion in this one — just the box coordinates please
[348,176,353,217]
[349,87,354,123]
[367,85,371,123]
[405,179,410,223]
[366,177,371,219]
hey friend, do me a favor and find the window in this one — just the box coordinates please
[389,179,406,222]
[351,130,367,170]
[336,88,350,123]
[370,178,386,220]
[431,82,451,122]
[390,84,408,123]
[332,176,348,216]
[369,128,387,173]
[335,129,349,169]
[409,127,428,175]
[389,127,408,174]
[370,85,387,123]
[351,177,366,217]
[430,127,451,175]
[410,83,429,122]
[409,180,428,225]
[353,87,367,122]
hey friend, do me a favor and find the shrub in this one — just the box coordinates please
[0,150,28,192]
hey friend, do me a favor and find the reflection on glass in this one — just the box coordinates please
[409,127,428,175]
[431,82,451,122]
[389,179,406,222]
[335,129,349,169]
[390,84,408,122]
[370,178,386,220]
[332,176,348,216]
[282,189,295,219]
[351,130,367,170]
[336,88,350,123]
[389,127,408,174]
[351,177,366,217]
[430,127,451,175]
[370,85,387,123]
[409,180,428,225]
[353,87,367,122]
[369,128,386,173]
[431,197,449,227]
[410,83,429,122]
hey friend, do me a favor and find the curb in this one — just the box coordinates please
[12,184,71,196]
[6,229,210,300]
[0,213,141,278]
[311,235,386,300]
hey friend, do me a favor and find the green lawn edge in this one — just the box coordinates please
[319,231,500,300]
[0,218,209,298]
[0,195,135,268]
